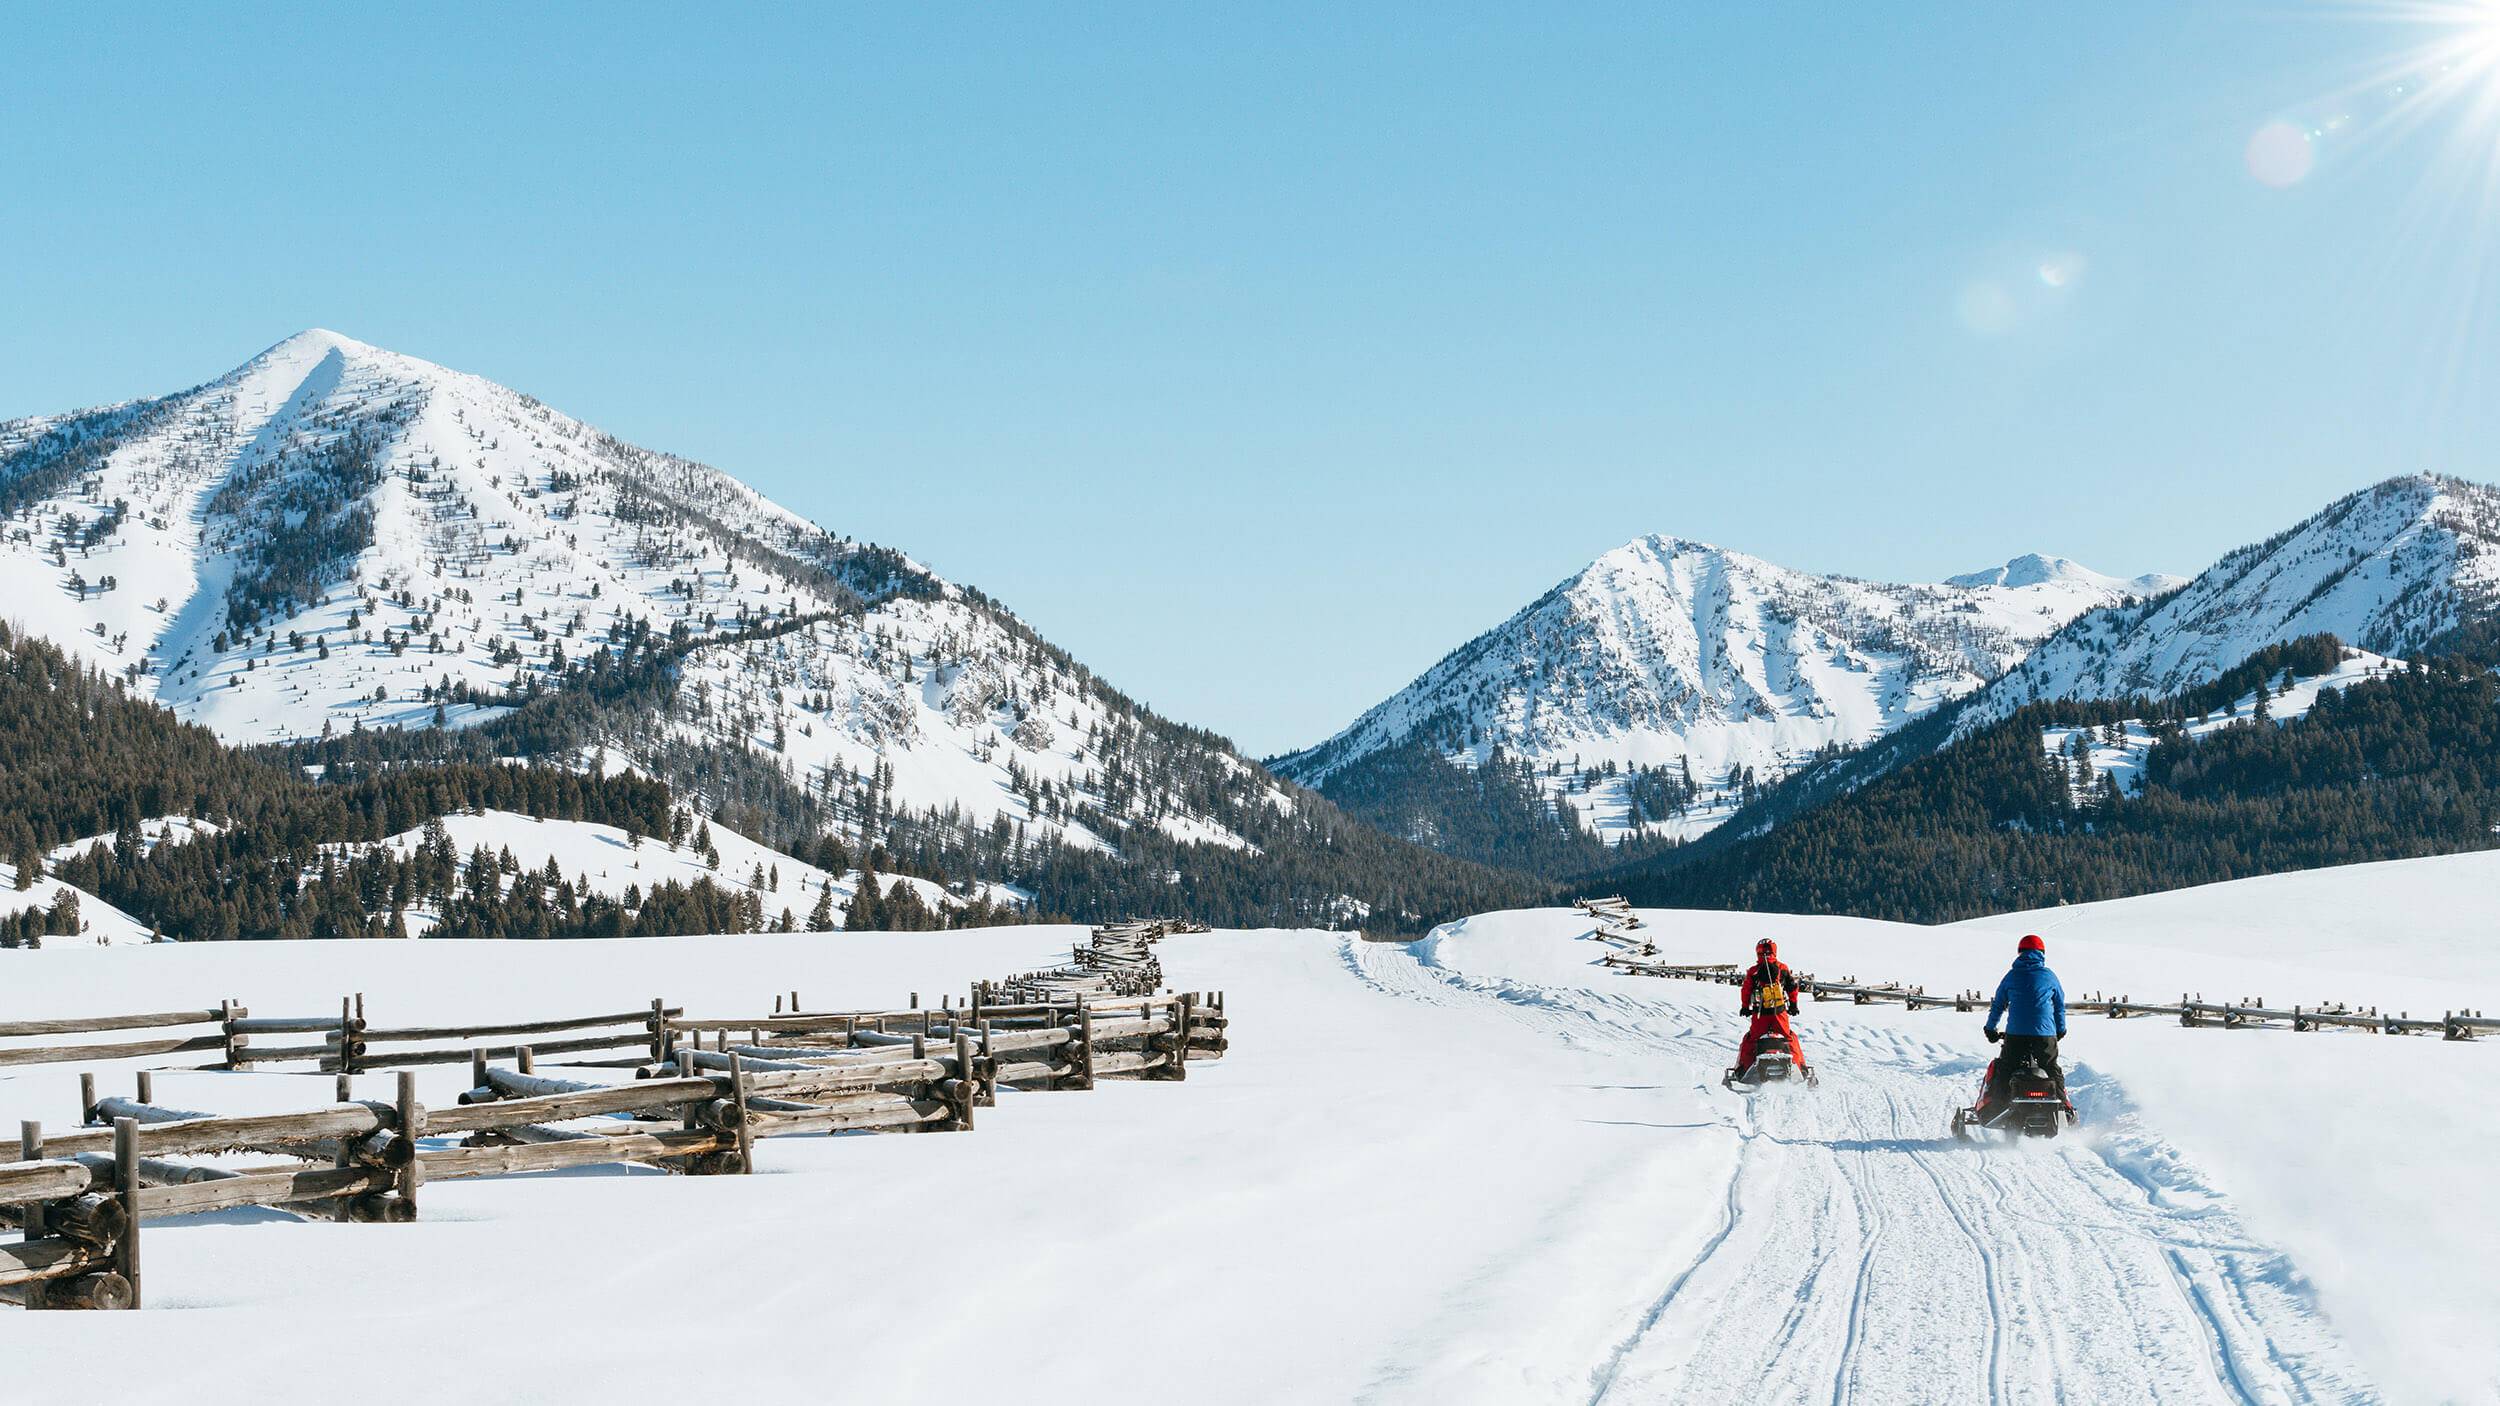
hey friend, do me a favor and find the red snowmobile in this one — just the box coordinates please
[1950,1052,2077,1141]
[1723,1031,1818,1091]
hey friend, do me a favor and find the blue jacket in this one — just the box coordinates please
[1987,950,2067,1038]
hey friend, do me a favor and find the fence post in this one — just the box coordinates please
[395,1071,424,1215]
[18,1121,47,1309]
[1164,994,1193,1081]
[1075,1007,1097,1091]
[725,1053,754,1173]
[978,1019,996,1106]
[952,1030,976,1131]
[113,1117,141,1310]
[220,998,243,1069]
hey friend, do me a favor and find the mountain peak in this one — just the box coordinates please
[1959,472,2500,731]
[1948,553,2084,589]
[257,327,377,362]
[1276,530,2162,843]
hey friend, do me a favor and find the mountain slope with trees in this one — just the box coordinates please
[1274,536,2171,872]
[0,332,1540,935]
[1619,636,2500,922]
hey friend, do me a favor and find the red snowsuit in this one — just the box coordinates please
[1737,955,1806,1075]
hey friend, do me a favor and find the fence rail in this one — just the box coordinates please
[1578,900,2498,1042]
[1,918,1227,1310]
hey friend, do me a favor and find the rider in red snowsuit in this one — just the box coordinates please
[1736,938,1807,1077]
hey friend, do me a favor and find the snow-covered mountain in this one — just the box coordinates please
[1274,535,2174,844]
[0,330,1286,861]
[1957,473,2500,731]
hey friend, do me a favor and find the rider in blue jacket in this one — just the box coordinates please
[1981,934,2069,1112]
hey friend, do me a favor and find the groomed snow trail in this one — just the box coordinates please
[1349,938,2379,1406]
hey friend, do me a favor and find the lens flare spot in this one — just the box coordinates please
[2037,253,2088,289]
[2247,119,2316,187]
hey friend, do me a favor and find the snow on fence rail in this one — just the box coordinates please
[0,919,1228,1310]
[1577,903,2500,1042]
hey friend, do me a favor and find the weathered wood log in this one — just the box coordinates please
[392,1070,424,1205]
[1090,1050,1172,1077]
[112,1119,139,1307]
[269,1130,416,1170]
[0,1235,97,1288]
[1075,1013,1173,1041]
[734,1060,948,1101]
[429,1077,716,1135]
[0,1033,229,1069]
[95,1154,232,1188]
[227,1042,341,1066]
[741,1096,953,1136]
[0,1158,92,1207]
[357,1009,679,1043]
[326,1192,417,1224]
[47,1193,125,1250]
[130,1162,391,1219]
[951,1032,975,1132]
[419,1127,727,1180]
[726,1053,755,1173]
[315,1030,656,1069]
[226,1015,352,1035]
[666,1014,865,1035]
[1073,1008,1097,1090]
[40,1270,133,1309]
[58,1098,392,1162]
[992,1058,1078,1087]
[715,1041,936,1067]
[0,1010,223,1039]
[477,1068,614,1101]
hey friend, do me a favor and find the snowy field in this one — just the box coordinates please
[5,856,2497,1403]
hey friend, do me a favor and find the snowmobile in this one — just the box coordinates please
[1950,1054,2077,1141]
[1722,1032,1818,1091]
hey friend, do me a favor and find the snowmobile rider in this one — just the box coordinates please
[1981,934,2069,1112]
[1736,937,1807,1078]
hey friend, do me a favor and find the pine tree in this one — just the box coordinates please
[844,873,883,931]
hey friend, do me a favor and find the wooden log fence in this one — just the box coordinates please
[1577,902,2500,1043]
[0,916,1229,1309]
[0,995,681,1077]
[1574,896,1656,957]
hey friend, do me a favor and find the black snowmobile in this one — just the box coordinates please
[1723,1032,1818,1091]
[1950,1054,2077,1141]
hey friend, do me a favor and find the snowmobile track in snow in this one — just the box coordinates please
[1346,938,2380,1405]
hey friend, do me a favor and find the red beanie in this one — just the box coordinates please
[2019,934,2046,954]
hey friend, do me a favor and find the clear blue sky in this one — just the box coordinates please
[7,3,2497,755]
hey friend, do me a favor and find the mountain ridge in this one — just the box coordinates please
[1273,531,2169,857]
[0,330,1537,931]
[1954,473,2500,733]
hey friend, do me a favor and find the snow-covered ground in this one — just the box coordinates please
[351,809,989,933]
[6,856,2495,1401]
[0,862,153,947]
